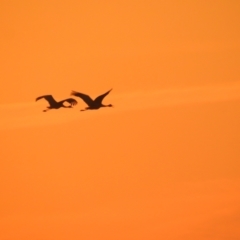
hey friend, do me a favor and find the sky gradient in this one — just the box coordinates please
[0,1,240,239]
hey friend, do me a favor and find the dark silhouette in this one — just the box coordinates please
[36,95,78,112]
[71,89,113,111]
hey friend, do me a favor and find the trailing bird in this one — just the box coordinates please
[71,89,113,111]
[36,94,78,112]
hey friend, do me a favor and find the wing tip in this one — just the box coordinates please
[70,90,76,95]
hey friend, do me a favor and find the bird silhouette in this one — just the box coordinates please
[36,95,78,112]
[71,89,113,111]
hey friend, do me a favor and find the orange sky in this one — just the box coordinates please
[0,1,240,239]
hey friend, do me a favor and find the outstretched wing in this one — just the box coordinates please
[94,89,112,104]
[35,95,57,106]
[60,98,78,107]
[71,91,94,107]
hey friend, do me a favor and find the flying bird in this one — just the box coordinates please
[36,95,78,112]
[71,89,113,111]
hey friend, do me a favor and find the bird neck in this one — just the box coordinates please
[102,104,111,107]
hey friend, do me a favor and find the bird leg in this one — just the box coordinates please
[80,107,90,111]
[43,107,51,112]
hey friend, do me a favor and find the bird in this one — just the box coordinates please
[36,94,78,112]
[70,89,113,111]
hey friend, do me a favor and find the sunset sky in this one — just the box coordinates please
[0,1,240,239]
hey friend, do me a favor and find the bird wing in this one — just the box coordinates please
[94,89,112,104]
[35,95,57,105]
[60,98,78,106]
[71,91,94,107]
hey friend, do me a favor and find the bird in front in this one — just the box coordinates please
[71,89,113,111]
[36,94,78,112]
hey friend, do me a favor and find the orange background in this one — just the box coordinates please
[0,1,240,239]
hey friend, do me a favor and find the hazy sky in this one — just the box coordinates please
[0,1,240,239]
